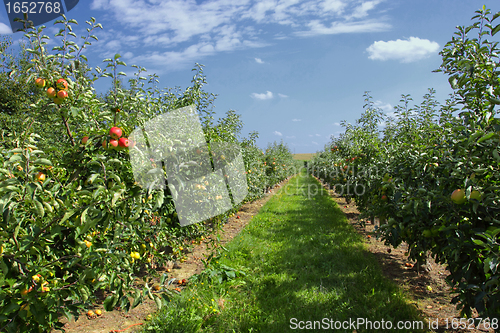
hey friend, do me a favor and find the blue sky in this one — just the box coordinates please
[1,1,500,153]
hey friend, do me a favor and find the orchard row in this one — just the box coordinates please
[308,7,500,322]
[0,16,301,332]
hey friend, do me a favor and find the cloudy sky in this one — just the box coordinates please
[1,1,499,153]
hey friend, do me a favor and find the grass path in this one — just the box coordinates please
[140,170,426,332]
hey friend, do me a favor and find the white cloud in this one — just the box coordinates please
[334,122,341,126]
[278,93,289,98]
[292,119,302,122]
[89,0,392,71]
[0,22,12,34]
[274,131,283,136]
[315,134,321,137]
[373,100,393,112]
[123,51,134,59]
[251,91,274,100]
[296,19,390,37]
[350,0,382,19]
[312,141,319,145]
[367,37,440,63]
[286,135,296,139]
[322,0,346,15]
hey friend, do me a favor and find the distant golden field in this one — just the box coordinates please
[292,153,317,161]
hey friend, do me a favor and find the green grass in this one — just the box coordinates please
[140,170,426,333]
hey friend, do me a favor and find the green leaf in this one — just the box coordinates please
[132,289,142,308]
[120,296,131,312]
[0,179,20,188]
[32,158,53,166]
[492,23,500,36]
[111,189,125,206]
[60,209,78,224]
[449,76,459,89]
[477,132,495,143]
[0,186,21,193]
[80,286,89,302]
[154,295,162,310]
[493,149,500,162]
[42,201,53,214]
[86,173,99,185]
[9,155,22,163]
[0,257,8,276]
[114,53,121,60]
[107,159,122,166]
[103,294,118,311]
[33,199,45,218]
[472,239,486,247]
[70,107,80,117]
[78,208,98,237]
[76,190,92,198]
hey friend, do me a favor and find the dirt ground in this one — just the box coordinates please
[56,176,494,333]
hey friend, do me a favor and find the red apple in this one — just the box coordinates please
[35,78,46,88]
[118,137,129,148]
[109,139,119,149]
[46,87,56,98]
[82,136,89,144]
[381,195,388,201]
[36,172,46,182]
[109,127,122,140]
[57,90,68,99]
[56,78,68,90]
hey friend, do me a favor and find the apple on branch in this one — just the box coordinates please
[46,87,56,98]
[118,137,129,149]
[109,139,119,149]
[35,78,46,88]
[109,127,122,140]
[57,90,68,99]
[56,78,68,90]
